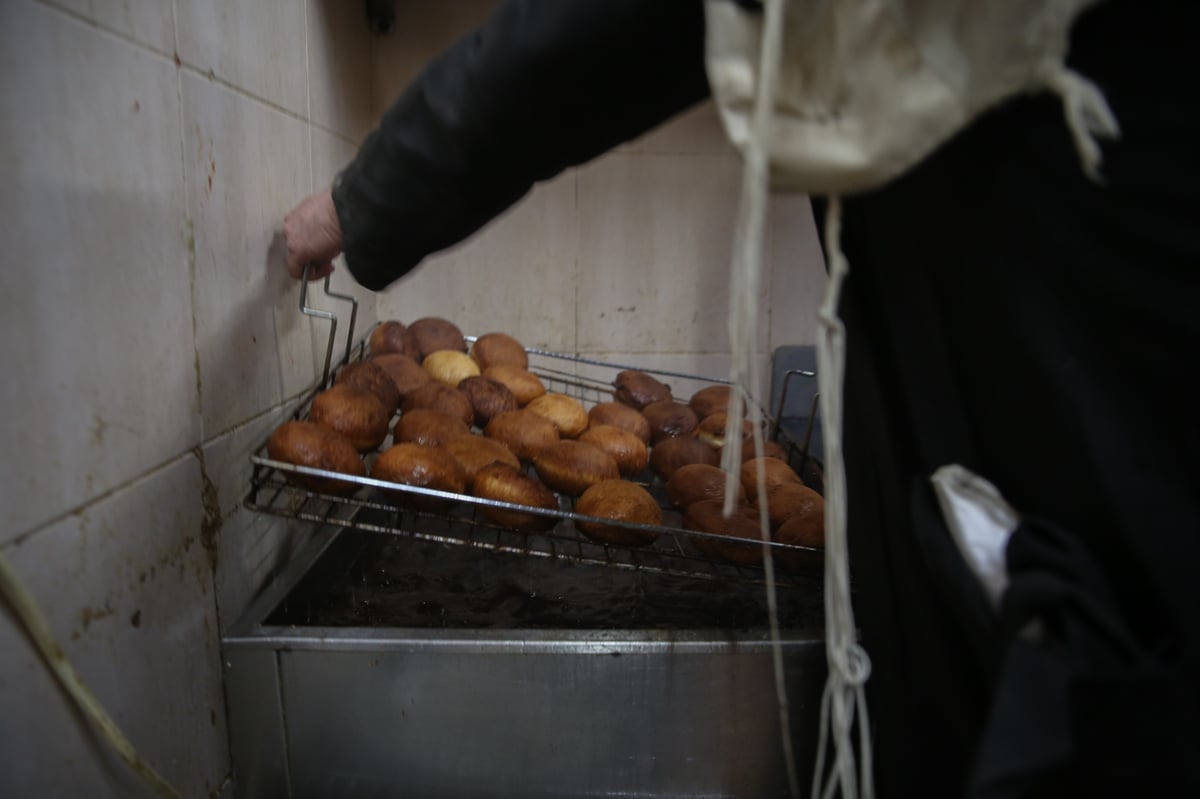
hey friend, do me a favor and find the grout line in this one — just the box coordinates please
[33,0,177,62]
[169,0,205,451]
[176,63,358,144]
[2,449,196,551]
[32,2,361,144]
[303,0,314,193]
[1,387,314,552]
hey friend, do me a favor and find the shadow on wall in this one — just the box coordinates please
[308,0,378,144]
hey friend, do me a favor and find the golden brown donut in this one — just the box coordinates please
[684,499,767,565]
[472,462,560,532]
[483,364,546,406]
[587,402,652,445]
[423,349,480,387]
[401,382,475,427]
[642,399,699,443]
[525,393,589,438]
[695,411,755,449]
[739,457,803,499]
[483,409,560,461]
[369,320,420,359]
[444,435,520,487]
[267,421,365,495]
[334,360,400,415]
[575,480,663,547]
[372,353,432,400]
[532,440,620,496]
[740,439,791,462]
[371,442,466,511]
[613,370,672,409]
[759,482,824,531]
[776,499,825,549]
[408,317,467,358]
[392,408,471,448]
[649,435,720,481]
[578,425,649,477]
[309,384,391,451]
[665,463,747,508]
[470,332,528,371]
[457,375,518,428]
[688,385,732,420]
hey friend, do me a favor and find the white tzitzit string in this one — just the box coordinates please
[720,0,800,797]
[810,196,874,799]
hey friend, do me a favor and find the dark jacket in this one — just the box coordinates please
[333,1,1200,795]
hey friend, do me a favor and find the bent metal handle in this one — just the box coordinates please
[300,262,359,388]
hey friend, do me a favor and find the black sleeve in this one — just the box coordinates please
[333,0,711,291]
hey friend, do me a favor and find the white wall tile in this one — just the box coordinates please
[768,193,826,349]
[44,0,175,54]
[182,72,315,436]
[0,455,228,797]
[306,0,373,142]
[0,3,198,541]
[576,153,760,354]
[311,128,379,355]
[375,171,579,350]
[176,0,307,115]
[370,0,498,114]
[620,101,738,157]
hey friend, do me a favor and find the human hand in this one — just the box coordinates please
[282,187,343,281]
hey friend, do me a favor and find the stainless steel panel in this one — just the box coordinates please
[272,636,824,799]
[224,648,290,799]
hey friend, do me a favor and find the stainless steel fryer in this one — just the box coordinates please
[223,279,827,798]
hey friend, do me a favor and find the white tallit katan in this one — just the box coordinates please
[704,2,1118,798]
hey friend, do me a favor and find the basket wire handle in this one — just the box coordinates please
[299,263,358,387]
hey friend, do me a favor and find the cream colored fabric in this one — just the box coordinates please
[705,0,1117,191]
[705,2,1119,798]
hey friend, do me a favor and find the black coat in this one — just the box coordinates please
[333,1,1200,795]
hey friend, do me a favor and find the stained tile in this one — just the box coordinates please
[0,454,228,797]
[199,400,326,625]
[576,153,750,354]
[374,171,579,351]
[182,72,314,435]
[0,3,197,540]
[176,0,308,115]
[45,0,175,54]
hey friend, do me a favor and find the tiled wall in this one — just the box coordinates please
[368,1,828,402]
[1,2,828,794]
[0,1,375,795]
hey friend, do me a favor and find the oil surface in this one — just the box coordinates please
[268,529,823,630]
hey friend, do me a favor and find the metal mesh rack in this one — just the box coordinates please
[244,276,823,591]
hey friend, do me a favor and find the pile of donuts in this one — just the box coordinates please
[266,317,823,567]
